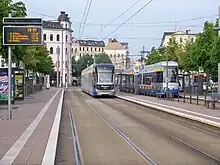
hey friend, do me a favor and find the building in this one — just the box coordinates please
[105,38,130,72]
[72,39,105,61]
[160,30,197,47]
[43,11,73,86]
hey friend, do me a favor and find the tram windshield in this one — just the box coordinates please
[167,67,178,83]
[97,68,114,83]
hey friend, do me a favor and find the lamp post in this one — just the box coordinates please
[166,52,169,99]
[56,46,60,87]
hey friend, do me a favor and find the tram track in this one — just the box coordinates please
[76,91,157,165]
[67,93,84,165]
[77,91,220,164]
[98,98,220,164]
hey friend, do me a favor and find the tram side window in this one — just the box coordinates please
[143,73,152,85]
[156,71,163,83]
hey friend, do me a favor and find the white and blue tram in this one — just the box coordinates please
[139,61,179,95]
[81,63,115,97]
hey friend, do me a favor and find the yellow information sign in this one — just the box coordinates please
[3,26,42,45]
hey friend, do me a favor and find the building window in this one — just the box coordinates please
[180,38,183,43]
[80,54,82,58]
[43,34,46,41]
[75,48,77,53]
[83,47,85,51]
[91,47,93,51]
[57,34,60,41]
[80,47,81,51]
[50,47,53,54]
[191,38,194,42]
[66,48,68,55]
[114,54,116,58]
[87,47,89,51]
[102,48,104,52]
[95,48,97,52]
[66,35,68,42]
[118,54,120,58]
[99,48,101,52]
[71,48,73,53]
[50,34,53,41]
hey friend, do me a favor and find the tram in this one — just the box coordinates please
[139,61,179,95]
[81,63,115,97]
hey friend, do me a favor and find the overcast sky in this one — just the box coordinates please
[16,0,219,57]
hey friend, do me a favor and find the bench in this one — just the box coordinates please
[156,92,166,99]
[205,92,220,109]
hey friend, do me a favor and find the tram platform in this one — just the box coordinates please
[0,87,64,165]
[116,92,220,128]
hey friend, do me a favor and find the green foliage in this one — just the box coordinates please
[0,0,27,60]
[146,47,165,65]
[94,53,112,64]
[0,1,53,75]
[35,45,53,74]
[75,54,94,77]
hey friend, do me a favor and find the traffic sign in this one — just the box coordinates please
[134,66,139,73]
[3,26,42,45]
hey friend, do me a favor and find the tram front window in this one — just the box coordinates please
[165,68,178,83]
[97,69,113,83]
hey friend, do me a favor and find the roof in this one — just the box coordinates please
[58,11,70,22]
[43,21,63,29]
[77,40,105,47]
[160,30,197,47]
[105,38,125,50]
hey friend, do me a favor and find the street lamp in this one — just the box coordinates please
[56,46,60,87]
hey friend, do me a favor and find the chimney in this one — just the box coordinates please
[108,38,112,43]
[186,30,190,34]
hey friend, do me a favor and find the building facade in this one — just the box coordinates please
[43,11,73,86]
[160,30,197,47]
[104,38,129,72]
[72,39,105,60]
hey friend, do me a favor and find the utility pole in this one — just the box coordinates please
[56,46,60,87]
[166,51,169,99]
[217,6,220,92]
[140,45,148,85]
[61,29,64,87]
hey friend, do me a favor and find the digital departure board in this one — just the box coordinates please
[3,26,42,45]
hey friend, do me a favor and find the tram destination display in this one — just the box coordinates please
[3,26,42,45]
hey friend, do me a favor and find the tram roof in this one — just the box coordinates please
[145,61,178,68]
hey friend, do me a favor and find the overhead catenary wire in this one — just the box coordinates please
[79,0,93,39]
[30,11,217,27]
[78,0,90,38]
[98,0,142,36]
[103,0,154,40]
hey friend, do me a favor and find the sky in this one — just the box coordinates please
[15,0,219,59]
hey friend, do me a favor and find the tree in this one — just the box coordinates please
[209,36,220,81]
[94,53,112,64]
[189,21,217,73]
[35,45,53,74]
[0,0,27,61]
[146,47,165,65]
[76,54,94,77]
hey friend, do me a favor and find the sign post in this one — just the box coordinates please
[8,13,12,120]
[3,16,42,120]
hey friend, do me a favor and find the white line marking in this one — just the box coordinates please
[41,89,64,165]
[0,89,60,165]
[124,96,220,121]
[117,96,220,129]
